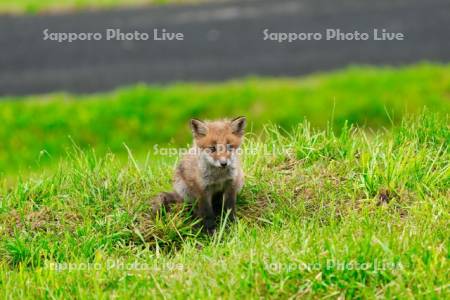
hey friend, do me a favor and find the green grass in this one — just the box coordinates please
[0,111,448,298]
[1,63,450,176]
[0,0,200,14]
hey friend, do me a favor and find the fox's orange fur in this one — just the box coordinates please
[152,116,246,234]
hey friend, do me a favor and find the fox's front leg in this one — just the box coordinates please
[223,182,237,222]
[196,191,216,234]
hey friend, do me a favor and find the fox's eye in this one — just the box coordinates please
[209,146,217,153]
[226,144,233,151]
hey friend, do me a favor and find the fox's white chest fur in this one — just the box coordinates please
[199,155,237,189]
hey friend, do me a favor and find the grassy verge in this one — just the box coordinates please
[0,0,201,14]
[0,112,448,298]
[1,63,450,176]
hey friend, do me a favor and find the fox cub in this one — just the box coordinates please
[152,116,246,234]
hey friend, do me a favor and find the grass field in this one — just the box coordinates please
[0,0,199,14]
[1,63,450,176]
[0,111,448,298]
[0,64,449,298]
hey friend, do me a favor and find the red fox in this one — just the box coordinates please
[152,116,246,234]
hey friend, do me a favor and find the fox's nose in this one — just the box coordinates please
[219,159,228,167]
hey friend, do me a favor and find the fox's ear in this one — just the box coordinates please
[231,116,246,136]
[190,119,208,137]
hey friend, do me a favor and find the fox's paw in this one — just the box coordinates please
[204,219,216,235]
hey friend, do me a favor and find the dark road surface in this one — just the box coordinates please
[0,0,449,96]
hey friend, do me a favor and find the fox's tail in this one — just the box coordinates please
[151,191,183,214]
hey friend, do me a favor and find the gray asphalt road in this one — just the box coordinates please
[0,0,449,96]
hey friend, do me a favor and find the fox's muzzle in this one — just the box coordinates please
[219,158,228,167]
